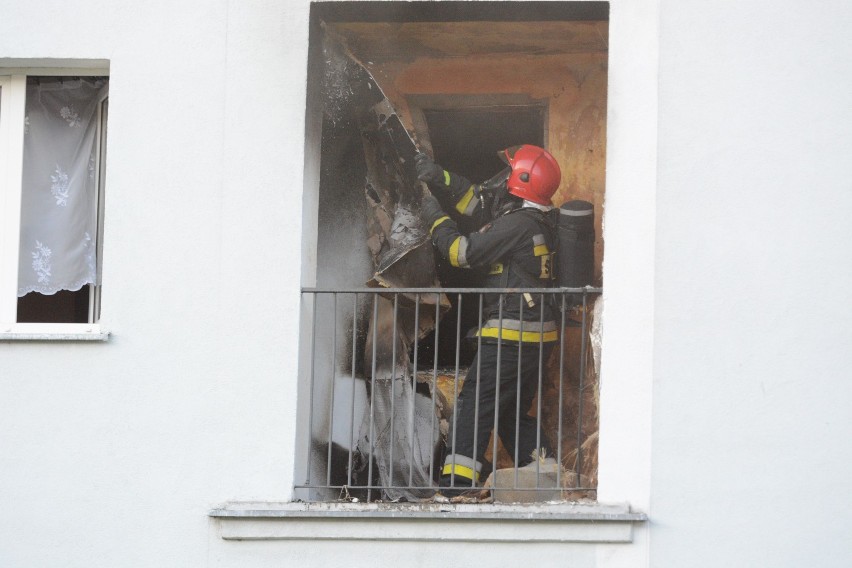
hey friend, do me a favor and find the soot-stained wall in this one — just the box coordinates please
[316,113,372,290]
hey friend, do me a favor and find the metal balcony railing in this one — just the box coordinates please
[298,286,602,503]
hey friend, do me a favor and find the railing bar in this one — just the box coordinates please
[576,290,590,489]
[347,293,358,489]
[307,292,319,490]
[304,286,600,295]
[409,293,420,489]
[429,293,440,485]
[556,292,566,490]
[450,293,463,488]
[388,293,399,488]
[492,294,504,490]
[295,483,596,492]
[514,294,524,489]
[535,293,546,489]
[471,293,483,488]
[326,293,338,487]
[367,297,379,501]
[299,288,605,499]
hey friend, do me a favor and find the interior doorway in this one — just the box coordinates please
[417,104,546,367]
[426,105,545,183]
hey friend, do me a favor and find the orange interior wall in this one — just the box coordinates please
[364,53,608,284]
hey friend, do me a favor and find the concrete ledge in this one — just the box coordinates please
[0,331,110,341]
[210,502,646,543]
[0,58,110,75]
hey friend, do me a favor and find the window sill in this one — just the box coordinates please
[210,501,647,543]
[0,323,109,341]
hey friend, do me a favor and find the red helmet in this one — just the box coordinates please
[499,145,561,206]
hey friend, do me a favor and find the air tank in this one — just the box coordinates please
[556,200,595,304]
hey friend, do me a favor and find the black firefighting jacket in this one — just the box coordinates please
[426,170,558,344]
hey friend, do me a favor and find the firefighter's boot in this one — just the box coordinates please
[439,457,481,498]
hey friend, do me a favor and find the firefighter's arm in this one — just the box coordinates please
[429,208,522,269]
[415,153,482,218]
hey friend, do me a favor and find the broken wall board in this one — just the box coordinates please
[318,29,449,501]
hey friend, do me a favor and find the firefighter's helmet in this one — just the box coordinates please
[499,145,561,206]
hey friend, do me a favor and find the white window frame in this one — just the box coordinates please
[0,69,109,341]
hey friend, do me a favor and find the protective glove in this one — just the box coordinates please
[420,193,446,228]
[415,152,446,186]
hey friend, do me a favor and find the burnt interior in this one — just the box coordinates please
[305,0,608,499]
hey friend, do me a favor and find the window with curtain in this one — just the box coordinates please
[0,74,108,328]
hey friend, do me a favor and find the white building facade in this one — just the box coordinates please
[1,1,850,566]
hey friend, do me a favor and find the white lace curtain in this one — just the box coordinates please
[18,77,108,297]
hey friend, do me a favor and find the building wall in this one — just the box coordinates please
[0,0,307,565]
[651,1,852,566]
[1,1,849,567]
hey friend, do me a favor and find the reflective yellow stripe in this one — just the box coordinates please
[455,186,476,215]
[430,215,450,234]
[443,170,451,186]
[442,463,478,481]
[533,244,550,257]
[448,237,462,267]
[489,263,504,275]
[477,327,559,343]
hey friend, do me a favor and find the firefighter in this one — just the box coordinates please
[416,145,562,495]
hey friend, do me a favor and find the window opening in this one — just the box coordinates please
[14,76,108,324]
[301,0,607,504]
[426,107,545,186]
